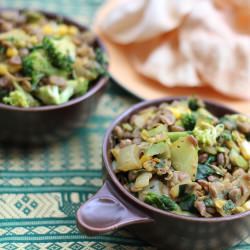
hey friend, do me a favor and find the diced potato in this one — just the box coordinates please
[240,140,250,160]
[242,201,250,211]
[134,172,153,191]
[116,144,142,172]
[170,135,198,180]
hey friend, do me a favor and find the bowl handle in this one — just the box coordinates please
[77,180,153,235]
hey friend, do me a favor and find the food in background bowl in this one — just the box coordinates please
[0,9,107,107]
[110,97,250,217]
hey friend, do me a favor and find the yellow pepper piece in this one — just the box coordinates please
[42,24,54,35]
[0,64,8,75]
[68,26,78,35]
[58,24,69,36]
[6,47,18,57]
[167,106,191,119]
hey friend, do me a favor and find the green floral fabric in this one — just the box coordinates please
[0,0,249,249]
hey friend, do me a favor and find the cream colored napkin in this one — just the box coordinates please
[96,0,250,100]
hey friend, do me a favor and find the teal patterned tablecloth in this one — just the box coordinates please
[0,1,249,249]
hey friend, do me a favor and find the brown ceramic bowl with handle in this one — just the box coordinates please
[0,8,109,144]
[77,97,250,250]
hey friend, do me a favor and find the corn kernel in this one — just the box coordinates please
[58,24,69,36]
[6,47,18,57]
[42,25,54,35]
[0,64,8,75]
[68,25,78,35]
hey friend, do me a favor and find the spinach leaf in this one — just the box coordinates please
[223,200,235,214]
[144,192,179,211]
[196,163,215,180]
[178,194,196,212]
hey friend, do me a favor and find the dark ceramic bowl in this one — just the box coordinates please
[0,9,109,144]
[77,97,250,250]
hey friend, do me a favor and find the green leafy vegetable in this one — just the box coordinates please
[178,194,196,212]
[144,192,179,211]
[196,164,215,180]
[223,200,235,214]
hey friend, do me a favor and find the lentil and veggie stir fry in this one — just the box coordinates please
[111,98,250,217]
[0,10,107,107]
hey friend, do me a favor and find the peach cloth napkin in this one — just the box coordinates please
[96,0,250,100]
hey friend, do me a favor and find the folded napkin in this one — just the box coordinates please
[96,0,250,99]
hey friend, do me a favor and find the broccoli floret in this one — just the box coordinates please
[144,192,179,211]
[35,85,74,105]
[193,123,224,146]
[22,49,68,85]
[3,82,39,107]
[67,77,89,96]
[188,97,203,111]
[181,113,196,130]
[43,36,76,71]
[221,130,232,141]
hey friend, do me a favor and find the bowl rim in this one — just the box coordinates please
[103,96,250,223]
[0,8,109,112]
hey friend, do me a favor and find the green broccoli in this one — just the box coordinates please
[67,77,89,96]
[188,97,203,111]
[43,36,76,71]
[181,113,196,130]
[22,49,68,85]
[144,192,179,211]
[35,85,74,105]
[3,82,39,107]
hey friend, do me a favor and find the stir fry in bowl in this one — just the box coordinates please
[0,10,107,107]
[111,98,250,217]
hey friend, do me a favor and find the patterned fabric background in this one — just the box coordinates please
[0,0,249,249]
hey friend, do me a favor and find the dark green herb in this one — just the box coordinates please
[196,164,215,180]
[144,192,179,211]
[178,194,196,212]
[223,200,235,214]
[204,198,214,207]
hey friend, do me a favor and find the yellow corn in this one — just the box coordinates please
[167,106,191,119]
[58,24,69,36]
[68,26,78,35]
[42,24,54,35]
[6,47,18,57]
[0,64,8,75]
